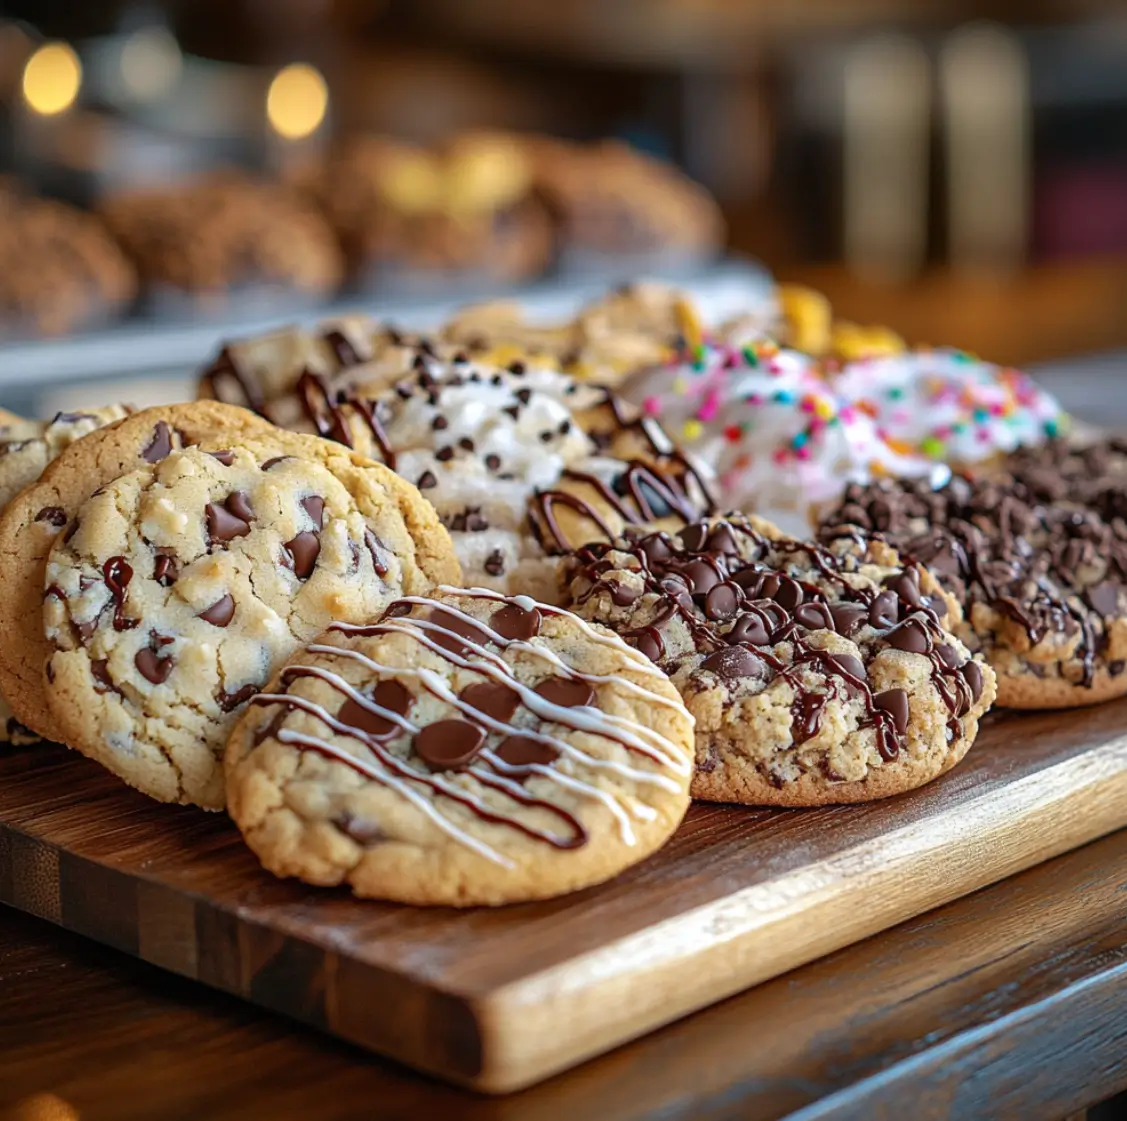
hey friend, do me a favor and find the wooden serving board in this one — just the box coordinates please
[3,704,1127,1094]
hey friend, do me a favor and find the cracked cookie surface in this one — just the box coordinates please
[560,515,996,805]
[42,435,459,809]
[225,586,693,905]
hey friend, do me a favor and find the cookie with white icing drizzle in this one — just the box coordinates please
[225,586,694,905]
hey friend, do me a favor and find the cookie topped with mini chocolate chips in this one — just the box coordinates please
[818,469,1127,710]
[39,431,459,809]
[560,515,995,806]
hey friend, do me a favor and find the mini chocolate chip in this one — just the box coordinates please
[826,653,867,681]
[873,688,910,733]
[830,603,867,637]
[705,582,740,621]
[436,446,455,462]
[142,422,173,463]
[538,430,555,443]
[495,735,558,767]
[702,646,765,680]
[217,683,260,712]
[485,454,502,471]
[503,405,521,420]
[772,577,804,610]
[301,495,325,529]
[90,659,115,692]
[961,660,984,702]
[535,677,594,708]
[558,420,571,435]
[364,529,388,576]
[431,415,449,430]
[728,614,770,646]
[417,471,437,489]
[484,549,506,576]
[684,560,720,595]
[459,437,475,452]
[35,506,67,527]
[795,602,834,630]
[461,681,520,723]
[515,388,533,405]
[284,531,321,579]
[491,603,541,641]
[1086,581,1122,618]
[888,619,929,654]
[868,591,900,629]
[135,646,173,684]
[508,361,526,375]
[198,594,235,627]
[414,720,485,771]
[208,450,235,466]
[261,456,291,470]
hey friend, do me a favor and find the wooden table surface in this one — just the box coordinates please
[4,825,1127,1121]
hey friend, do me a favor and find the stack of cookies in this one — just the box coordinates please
[0,280,1102,908]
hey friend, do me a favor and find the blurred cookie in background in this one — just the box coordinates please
[299,133,553,291]
[0,179,137,338]
[98,171,343,312]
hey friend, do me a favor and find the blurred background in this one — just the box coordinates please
[3,0,1127,404]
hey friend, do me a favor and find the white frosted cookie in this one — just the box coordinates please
[226,587,694,905]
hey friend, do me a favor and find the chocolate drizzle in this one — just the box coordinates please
[568,517,984,762]
[248,591,690,861]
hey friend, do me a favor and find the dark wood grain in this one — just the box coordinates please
[6,828,1127,1121]
[3,701,1127,1092]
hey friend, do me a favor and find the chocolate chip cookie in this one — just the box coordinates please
[819,469,1127,709]
[560,516,995,805]
[225,586,693,905]
[41,434,460,808]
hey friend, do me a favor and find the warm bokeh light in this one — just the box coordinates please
[120,26,182,102]
[9,1092,80,1121]
[21,42,82,116]
[266,63,328,140]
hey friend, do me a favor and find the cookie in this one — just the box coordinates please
[225,586,694,905]
[99,172,343,302]
[0,406,133,511]
[560,516,995,805]
[0,402,288,741]
[818,472,1127,709]
[41,433,460,808]
[0,182,137,337]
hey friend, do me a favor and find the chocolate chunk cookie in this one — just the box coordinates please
[560,515,995,805]
[226,587,693,905]
[819,469,1127,709]
[41,435,460,808]
[0,402,282,743]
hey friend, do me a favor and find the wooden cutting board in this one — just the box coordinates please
[3,703,1127,1094]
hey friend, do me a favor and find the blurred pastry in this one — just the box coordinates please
[0,180,136,337]
[99,171,343,306]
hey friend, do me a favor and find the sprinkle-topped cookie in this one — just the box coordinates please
[225,587,694,905]
[560,515,995,805]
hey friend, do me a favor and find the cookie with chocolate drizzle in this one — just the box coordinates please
[819,467,1127,709]
[40,433,459,809]
[560,515,995,805]
[225,587,694,905]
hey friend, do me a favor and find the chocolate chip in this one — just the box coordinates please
[459,437,476,452]
[885,569,923,609]
[217,683,260,712]
[961,660,984,702]
[888,619,930,654]
[417,471,437,489]
[35,506,67,527]
[461,681,520,723]
[484,549,506,577]
[261,456,290,470]
[90,659,116,693]
[142,422,173,463]
[495,735,558,767]
[868,591,900,629]
[337,680,412,738]
[632,631,664,662]
[1086,581,1122,618]
[684,560,720,596]
[413,720,485,771]
[503,405,521,421]
[135,646,173,685]
[431,415,449,430]
[830,603,867,637]
[702,646,764,680]
[426,607,491,656]
[733,569,764,596]
[640,533,673,565]
[609,580,639,607]
[207,493,253,544]
[491,603,541,641]
[284,531,321,579]
[708,524,739,554]
[935,644,961,669]
[364,529,388,576]
[727,614,770,646]
[1112,660,1127,678]
[873,688,910,733]
[535,677,594,708]
[795,602,834,630]
[198,595,235,627]
[301,495,325,529]
[515,388,533,405]
[823,653,865,682]
[772,577,804,611]
[508,361,526,375]
[705,583,740,621]
[208,450,235,466]
[436,446,455,462]
[485,454,502,471]
[679,523,709,552]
